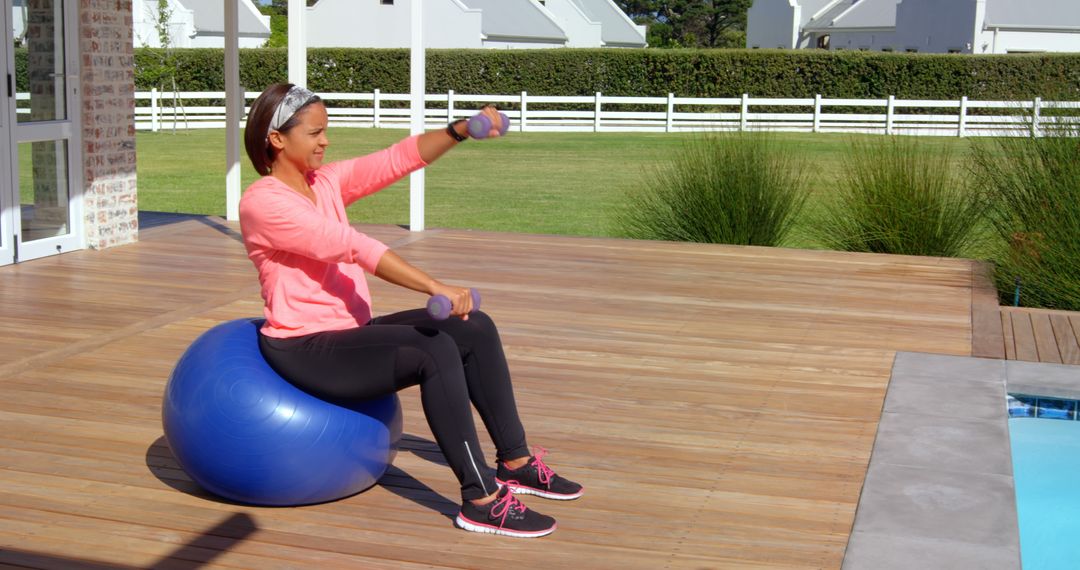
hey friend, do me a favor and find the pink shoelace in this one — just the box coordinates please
[532,446,556,488]
[489,484,528,528]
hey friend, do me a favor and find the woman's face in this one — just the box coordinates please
[270,102,329,173]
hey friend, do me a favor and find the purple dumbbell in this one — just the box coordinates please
[467,112,510,139]
[427,289,482,321]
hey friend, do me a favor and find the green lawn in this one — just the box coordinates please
[133,128,980,246]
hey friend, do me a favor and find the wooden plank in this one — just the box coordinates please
[0,222,984,569]
[1072,315,1080,359]
[1029,311,1063,364]
[970,261,1005,359]
[1002,311,1017,360]
[1009,310,1041,362]
[1050,314,1080,365]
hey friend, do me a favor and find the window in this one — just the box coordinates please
[381,0,394,4]
[816,35,830,49]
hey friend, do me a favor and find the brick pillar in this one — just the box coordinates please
[80,0,137,249]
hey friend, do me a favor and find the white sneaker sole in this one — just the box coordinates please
[497,480,584,501]
[454,514,556,538]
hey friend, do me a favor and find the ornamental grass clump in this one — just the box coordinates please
[617,131,809,246]
[972,126,1080,310]
[815,136,987,258]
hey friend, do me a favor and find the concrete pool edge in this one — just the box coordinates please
[842,353,1080,570]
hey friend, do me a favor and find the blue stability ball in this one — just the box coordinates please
[162,319,402,506]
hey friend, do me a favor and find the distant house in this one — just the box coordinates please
[304,0,647,49]
[538,0,649,48]
[747,0,1080,54]
[11,0,27,45]
[130,0,271,48]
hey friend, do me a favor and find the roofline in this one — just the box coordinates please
[593,0,649,38]
[482,34,568,44]
[984,24,1080,33]
[804,26,895,33]
[807,0,848,23]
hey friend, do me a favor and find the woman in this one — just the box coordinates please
[238,83,582,538]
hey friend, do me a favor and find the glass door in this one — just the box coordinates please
[0,0,15,265]
[5,0,82,264]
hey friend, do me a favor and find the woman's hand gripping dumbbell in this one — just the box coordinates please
[467,106,510,139]
[427,289,482,321]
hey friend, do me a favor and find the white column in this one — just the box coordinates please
[225,0,242,221]
[288,0,307,87]
[409,0,425,232]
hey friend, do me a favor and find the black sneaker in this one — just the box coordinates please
[496,447,584,500]
[455,486,557,538]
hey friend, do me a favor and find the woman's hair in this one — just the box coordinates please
[244,83,323,176]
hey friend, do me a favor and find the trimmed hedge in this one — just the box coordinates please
[15,47,1080,100]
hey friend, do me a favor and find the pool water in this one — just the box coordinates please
[1009,416,1080,570]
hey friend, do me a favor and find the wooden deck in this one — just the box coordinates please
[998,307,1080,365]
[967,261,1080,365]
[0,217,982,569]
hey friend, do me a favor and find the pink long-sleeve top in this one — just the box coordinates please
[239,136,427,338]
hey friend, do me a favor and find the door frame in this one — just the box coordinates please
[0,0,15,266]
[3,0,84,265]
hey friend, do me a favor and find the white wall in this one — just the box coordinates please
[747,0,799,49]
[892,0,981,52]
[827,29,899,51]
[132,0,197,48]
[12,0,26,43]
[306,0,484,48]
[542,0,604,47]
[189,35,267,49]
[977,28,1080,53]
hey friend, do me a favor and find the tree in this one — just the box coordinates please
[155,0,173,47]
[267,0,319,11]
[259,3,288,47]
[260,0,320,47]
[616,0,751,48]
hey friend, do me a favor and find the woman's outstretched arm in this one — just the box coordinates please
[338,106,504,206]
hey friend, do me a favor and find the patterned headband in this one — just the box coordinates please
[267,85,317,138]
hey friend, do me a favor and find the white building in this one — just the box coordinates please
[542,0,649,48]
[304,0,647,49]
[11,0,26,45]
[131,0,271,48]
[747,0,1080,54]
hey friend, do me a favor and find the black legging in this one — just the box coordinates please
[257,309,528,501]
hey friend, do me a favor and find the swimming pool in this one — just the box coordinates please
[1008,394,1080,570]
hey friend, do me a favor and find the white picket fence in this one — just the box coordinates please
[31,89,1075,137]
